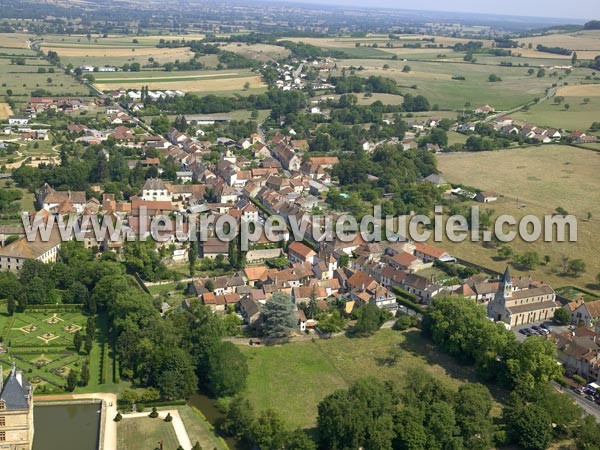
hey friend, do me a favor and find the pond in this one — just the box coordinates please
[188,392,244,450]
[33,403,101,450]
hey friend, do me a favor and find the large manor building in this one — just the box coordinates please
[0,364,34,450]
[487,267,558,327]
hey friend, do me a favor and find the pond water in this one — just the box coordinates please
[188,392,244,450]
[33,403,101,450]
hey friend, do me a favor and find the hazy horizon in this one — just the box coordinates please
[263,0,597,21]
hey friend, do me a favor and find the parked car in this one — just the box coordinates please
[573,388,584,395]
[519,328,529,335]
[532,325,542,331]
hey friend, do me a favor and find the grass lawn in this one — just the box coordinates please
[240,329,502,429]
[117,416,179,450]
[437,145,600,292]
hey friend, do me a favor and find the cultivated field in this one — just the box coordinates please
[93,69,266,93]
[240,329,499,429]
[516,30,600,60]
[219,42,291,62]
[0,103,13,120]
[437,145,600,292]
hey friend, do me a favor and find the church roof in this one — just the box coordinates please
[502,266,511,284]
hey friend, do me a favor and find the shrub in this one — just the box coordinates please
[114,412,122,422]
[164,412,173,422]
[149,407,158,418]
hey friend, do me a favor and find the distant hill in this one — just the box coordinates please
[584,20,600,30]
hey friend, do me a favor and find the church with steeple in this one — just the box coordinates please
[0,364,34,450]
[487,266,559,327]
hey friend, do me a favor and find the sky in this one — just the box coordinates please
[266,0,598,21]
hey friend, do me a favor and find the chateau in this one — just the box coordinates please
[487,267,558,327]
[0,365,34,450]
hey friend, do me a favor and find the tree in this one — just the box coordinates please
[567,259,586,277]
[572,52,578,65]
[73,331,83,353]
[514,251,540,270]
[191,442,202,450]
[282,430,316,450]
[221,396,255,439]
[80,361,90,386]
[575,415,600,450]
[66,370,78,392]
[505,337,562,390]
[537,387,582,438]
[261,293,297,338]
[149,406,159,418]
[7,297,16,316]
[206,341,248,396]
[402,65,411,73]
[188,243,198,277]
[583,97,590,104]
[554,96,565,104]
[317,378,395,450]
[497,245,513,260]
[564,103,571,110]
[251,409,287,450]
[507,402,553,450]
[455,383,494,449]
[153,347,198,400]
[553,307,570,325]
[488,74,502,82]
[537,68,546,78]
[353,302,382,336]
[84,333,93,355]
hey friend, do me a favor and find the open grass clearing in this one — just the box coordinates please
[511,94,600,130]
[339,58,570,110]
[240,329,504,429]
[437,145,600,291]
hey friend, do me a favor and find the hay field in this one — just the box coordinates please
[437,145,600,291]
[94,71,265,93]
[516,30,600,60]
[41,45,193,59]
[0,103,14,121]
[0,33,29,49]
[557,84,600,97]
[355,93,405,105]
[219,43,291,62]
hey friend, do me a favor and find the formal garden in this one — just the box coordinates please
[0,303,110,394]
